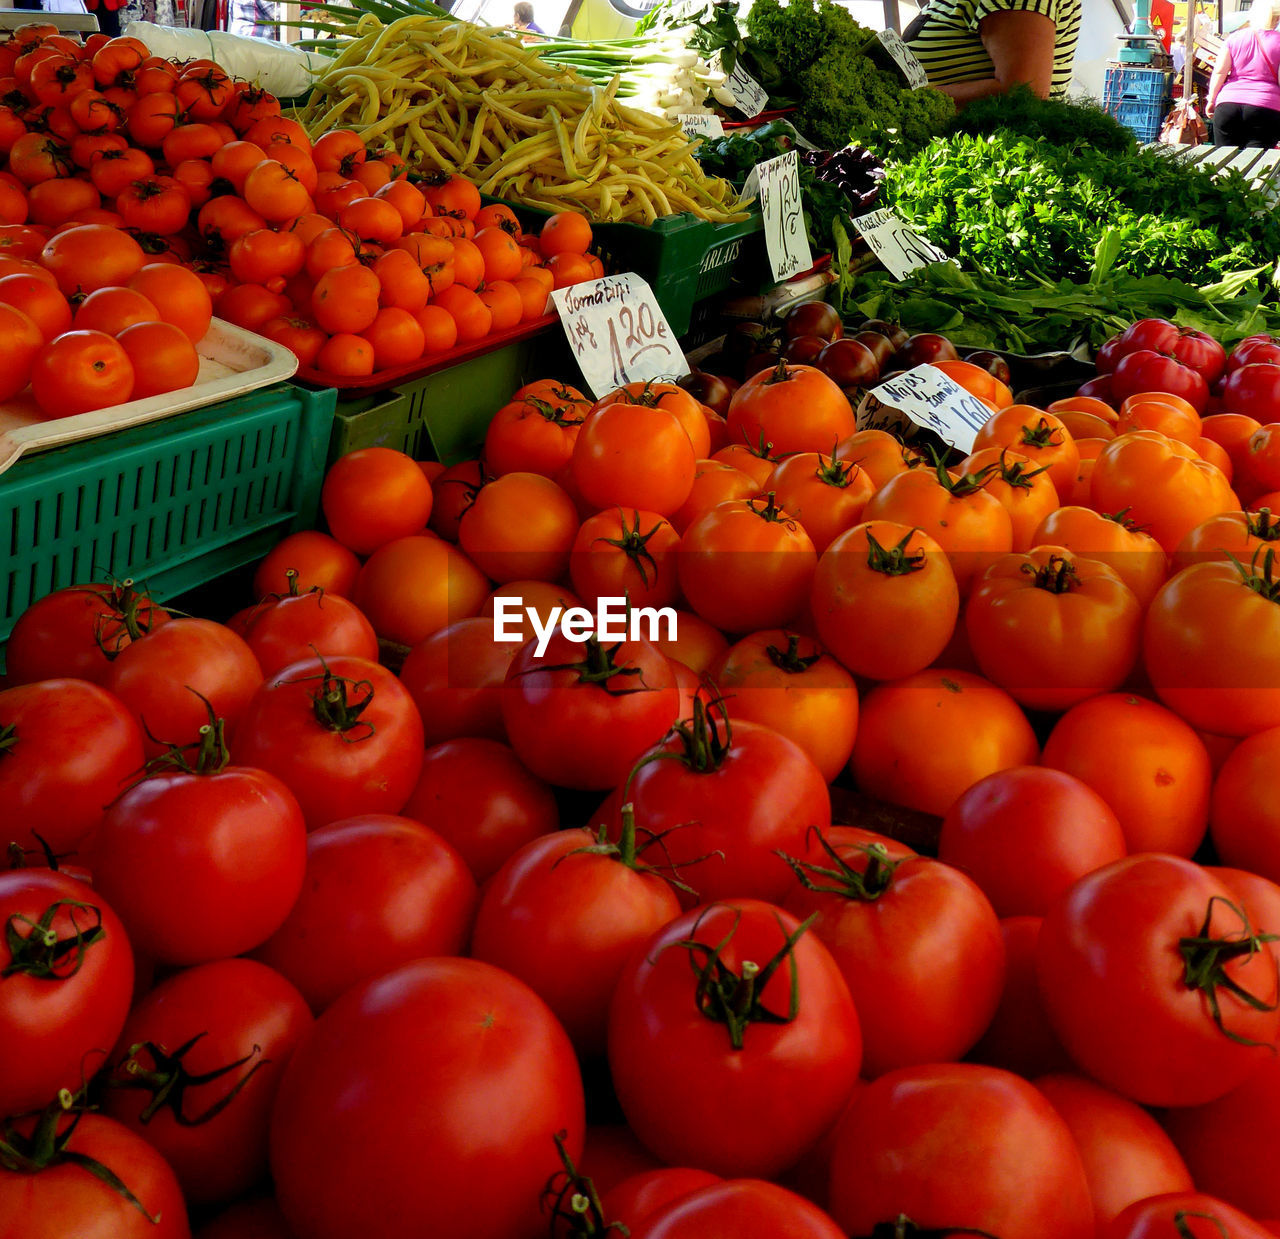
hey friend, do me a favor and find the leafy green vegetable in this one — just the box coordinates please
[943,84,1138,154]
[744,0,953,153]
[883,132,1280,292]
[849,252,1280,355]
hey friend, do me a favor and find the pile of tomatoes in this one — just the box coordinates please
[7,305,1280,1237]
[0,24,600,400]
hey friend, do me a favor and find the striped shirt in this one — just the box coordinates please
[904,0,1083,99]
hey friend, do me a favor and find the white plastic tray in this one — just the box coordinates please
[0,318,300,476]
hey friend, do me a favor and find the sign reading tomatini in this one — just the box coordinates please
[493,597,679,658]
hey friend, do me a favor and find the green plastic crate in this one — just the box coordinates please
[326,328,579,465]
[1,383,336,644]
[486,196,765,338]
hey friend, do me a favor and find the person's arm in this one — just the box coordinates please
[1205,44,1232,117]
[935,9,1058,105]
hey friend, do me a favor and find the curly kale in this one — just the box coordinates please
[945,84,1138,154]
[745,0,953,152]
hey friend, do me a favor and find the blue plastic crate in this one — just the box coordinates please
[1104,65,1170,107]
[1110,96,1167,143]
[1,383,336,646]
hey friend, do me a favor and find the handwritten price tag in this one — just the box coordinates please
[721,54,768,118]
[851,207,949,280]
[550,273,689,399]
[867,363,992,453]
[742,151,813,284]
[677,113,725,139]
[877,28,929,89]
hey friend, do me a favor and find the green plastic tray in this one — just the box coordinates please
[325,328,579,465]
[1,383,336,645]
[487,197,765,339]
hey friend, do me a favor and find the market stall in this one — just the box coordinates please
[4,6,1280,1238]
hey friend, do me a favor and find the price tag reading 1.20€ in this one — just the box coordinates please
[851,207,949,280]
[868,363,992,453]
[550,273,689,398]
[743,151,813,284]
[876,28,930,89]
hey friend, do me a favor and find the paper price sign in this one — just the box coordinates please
[743,151,813,284]
[677,113,725,139]
[550,273,689,399]
[868,363,992,453]
[851,207,949,280]
[721,54,768,118]
[876,28,929,89]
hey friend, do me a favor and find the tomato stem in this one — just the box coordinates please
[863,527,928,578]
[2,898,104,981]
[1018,416,1066,450]
[1178,895,1280,1047]
[540,1130,624,1236]
[672,905,813,1051]
[526,394,586,427]
[111,1034,268,1127]
[1246,508,1280,543]
[748,492,796,527]
[778,833,901,903]
[1230,546,1280,603]
[0,1090,160,1223]
[1023,554,1080,595]
[765,634,822,675]
[293,660,378,740]
[593,509,668,589]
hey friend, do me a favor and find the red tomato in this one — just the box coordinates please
[0,870,134,1116]
[470,812,682,1056]
[230,655,425,831]
[252,814,476,1013]
[726,361,856,456]
[1102,1193,1276,1239]
[597,701,831,905]
[608,899,861,1177]
[1210,726,1280,887]
[939,766,1128,918]
[1036,855,1280,1107]
[102,617,263,758]
[194,1198,294,1239]
[91,747,307,966]
[569,507,681,610]
[827,1062,1094,1239]
[600,1169,723,1236]
[967,916,1074,1079]
[0,678,144,854]
[238,588,378,678]
[782,833,1004,1076]
[628,1179,846,1239]
[1034,1073,1194,1228]
[397,616,521,745]
[1111,349,1210,413]
[102,959,312,1207]
[4,579,169,686]
[270,957,586,1239]
[0,1108,190,1239]
[398,737,559,883]
[502,631,679,790]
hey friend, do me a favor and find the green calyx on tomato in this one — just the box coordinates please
[0,1090,159,1222]
[673,905,815,1050]
[927,450,994,499]
[527,395,586,427]
[1178,895,1280,1048]
[855,1216,999,1238]
[111,1033,267,1126]
[991,448,1050,492]
[1246,508,1280,543]
[1023,554,1081,596]
[780,834,900,903]
[1018,417,1067,450]
[567,802,695,894]
[814,455,859,490]
[1101,507,1147,534]
[747,492,799,527]
[1233,546,1280,603]
[765,634,823,675]
[141,695,231,777]
[541,1130,623,1238]
[863,527,928,578]
[294,661,378,740]
[595,510,669,588]
[527,635,654,696]
[71,577,163,658]
[2,897,104,981]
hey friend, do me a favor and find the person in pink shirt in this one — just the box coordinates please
[1206,0,1280,147]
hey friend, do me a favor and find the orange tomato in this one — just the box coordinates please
[337,196,403,244]
[473,226,523,282]
[458,472,580,584]
[960,447,1060,552]
[1172,508,1280,574]
[215,282,291,331]
[40,223,145,296]
[1031,505,1168,609]
[253,530,360,600]
[971,405,1079,496]
[432,284,491,343]
[477,280,522,331]
[311,264,381,335]
[572,400,697,516]
[539,210,591,257]
[322,446,434,555]
[765,452,876,553]
[599,381,711,459]
[851,668,1040,818]
[362,306,426,370]
[1115,396,1202,446]
[128,263,212,344]
[932,359,1013,410]
[316,333,374,378]
[669,460,759,535]
[117,320,200,398]
[415,304,459,353]
[72,286,159,335]
[0,302,42,399]
[243,159,311,223]
[0,271,71,340]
